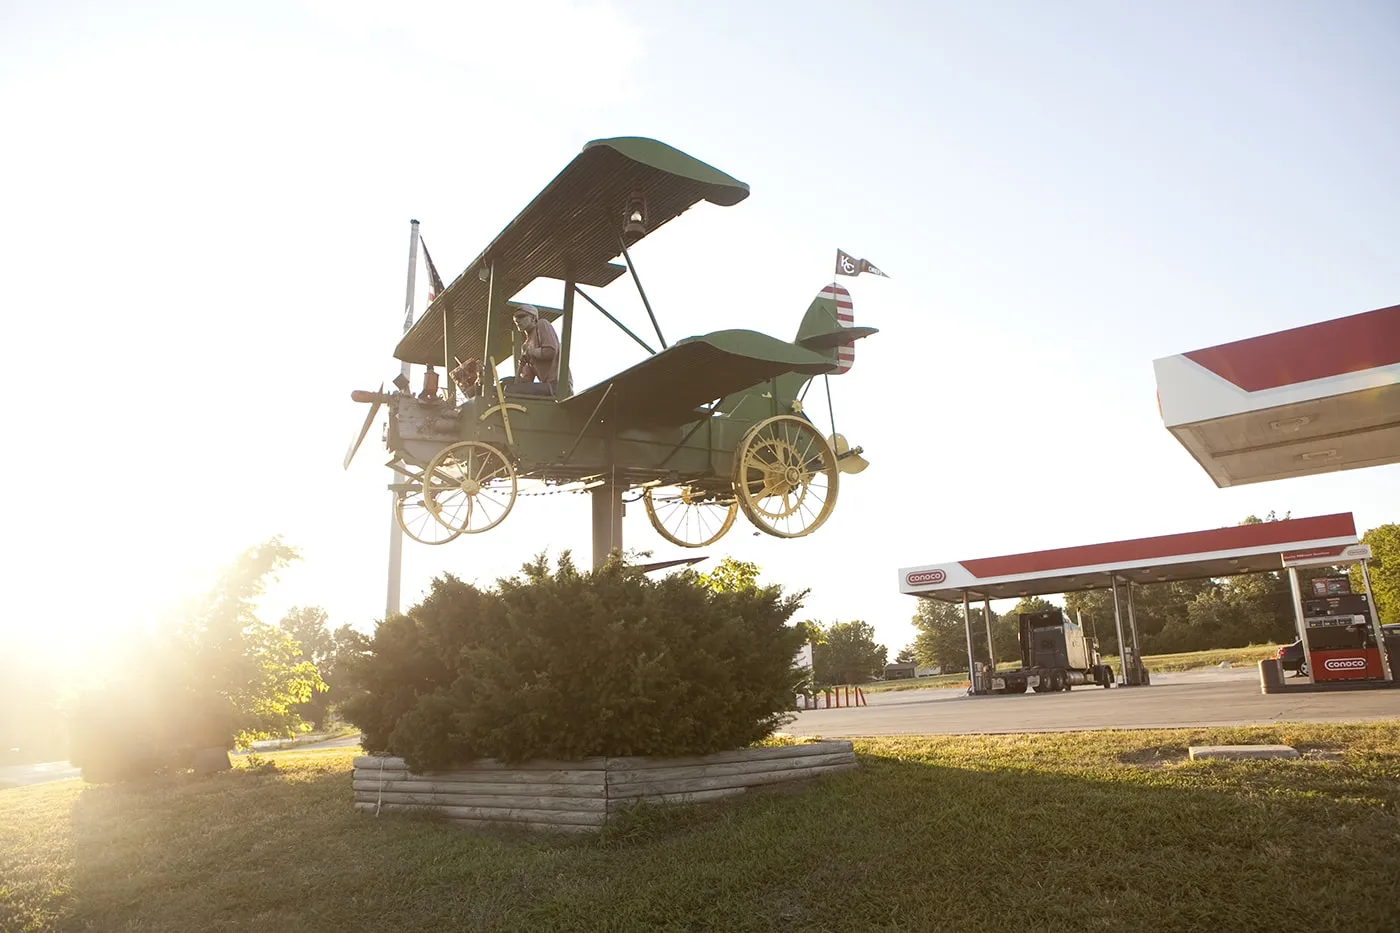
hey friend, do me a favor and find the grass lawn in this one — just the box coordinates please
[865,644,1285,693]
[4,723,1399,932]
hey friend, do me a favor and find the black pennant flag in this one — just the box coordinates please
[835,249,889,278]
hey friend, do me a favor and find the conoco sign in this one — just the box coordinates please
[905,569,947,586]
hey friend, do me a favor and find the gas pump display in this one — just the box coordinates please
[1301,590,1385,681]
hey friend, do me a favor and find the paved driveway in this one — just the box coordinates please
[788,669,1400,736]
[0,760,81,789]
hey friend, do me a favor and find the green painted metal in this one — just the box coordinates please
[359,136,876,548]
[394,137,749,368]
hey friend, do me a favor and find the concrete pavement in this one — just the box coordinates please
[0,760,81,789]
[787,669,1400,736]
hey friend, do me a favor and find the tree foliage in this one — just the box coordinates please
[1351,524,1399,625]
[70,539,325,780]
[278,606,364,729]
[909,599,973,673]
[811,620,887,685]
[341,554,807,771]
[697,556,761,593]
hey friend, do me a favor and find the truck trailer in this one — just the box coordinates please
[986,608,1116,694]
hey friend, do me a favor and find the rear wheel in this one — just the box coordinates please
[643,485,738,547]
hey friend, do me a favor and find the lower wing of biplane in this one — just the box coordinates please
[558,322,873,430]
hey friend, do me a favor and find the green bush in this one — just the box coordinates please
[342,554,807,771]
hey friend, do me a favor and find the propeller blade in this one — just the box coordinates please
[829,433,870,475]
[344,383,385,470]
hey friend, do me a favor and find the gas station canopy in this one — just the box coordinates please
[899,513,1360,603]
[1153,303,1400,487]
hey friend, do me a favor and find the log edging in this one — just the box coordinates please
[351,740,857,833]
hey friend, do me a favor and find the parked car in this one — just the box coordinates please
[1278,624,1400,677]
[1278,640,1306,675]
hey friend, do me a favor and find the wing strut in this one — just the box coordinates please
[618,234,667,350]
[573,286,657,355]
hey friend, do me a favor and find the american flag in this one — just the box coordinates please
[421,237,446,303]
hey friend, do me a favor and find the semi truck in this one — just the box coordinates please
[983,608,1116,694]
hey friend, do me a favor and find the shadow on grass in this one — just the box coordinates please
[57,746,1400,933]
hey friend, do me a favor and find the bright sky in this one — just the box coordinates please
[3,0,1398,676]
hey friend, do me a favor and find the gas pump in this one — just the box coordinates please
[1283,544,1394,686]
[1301,586,1386,682]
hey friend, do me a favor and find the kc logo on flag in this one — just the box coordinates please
[835,249,889,278]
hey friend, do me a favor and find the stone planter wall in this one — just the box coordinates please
[352,740,857,834]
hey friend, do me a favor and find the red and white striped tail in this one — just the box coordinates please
[819,283,855,374]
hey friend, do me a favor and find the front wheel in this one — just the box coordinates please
[733,415,839,538]
[424,441,518,535]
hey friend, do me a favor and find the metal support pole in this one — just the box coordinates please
[983,596,996,670]
[1111,576,1129,685]
[1126,580,1144,684]
[591,483,624,569]
[1358,559,1393,682]
[386,220,419,619]
[559,277,576,397]
[1287,566,1314,685]
[963,590,978,694]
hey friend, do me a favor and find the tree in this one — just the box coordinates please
[910,599,972,673]
[697,556,760,593]
[174,540,325,746]
[279,606,333,667]
[895,645,917,664]
[1351,524,1400,625]
[279,606,338,728]
[811,620,886,685]
[70,538,326,780]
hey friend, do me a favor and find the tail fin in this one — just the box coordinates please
[795,283,875,375]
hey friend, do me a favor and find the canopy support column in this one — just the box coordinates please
[983,596,996,670]
[1286,566,1314,685]
[963,590,981,695]
[1358,559,1394,682]
[1125,579,1147,685]
[1111,576,1131,686]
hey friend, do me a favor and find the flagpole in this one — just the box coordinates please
[386,219,419,618]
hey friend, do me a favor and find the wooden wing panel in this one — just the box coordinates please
[559,330,836,428]
[393,137,750,367]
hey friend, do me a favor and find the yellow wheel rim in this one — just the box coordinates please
[394,482,465,545]
[643,486,738,548]
[733,415,839,538]
[423,441,517,534]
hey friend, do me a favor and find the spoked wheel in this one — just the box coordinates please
[394,483,465,545]
[733,415,839,538]
[643,486,738,548]
[424,441,517,535]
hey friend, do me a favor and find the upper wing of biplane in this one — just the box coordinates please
[394,137,750,367]
[558,330,837,429]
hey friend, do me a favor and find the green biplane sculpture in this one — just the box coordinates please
[346,137,877,556]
